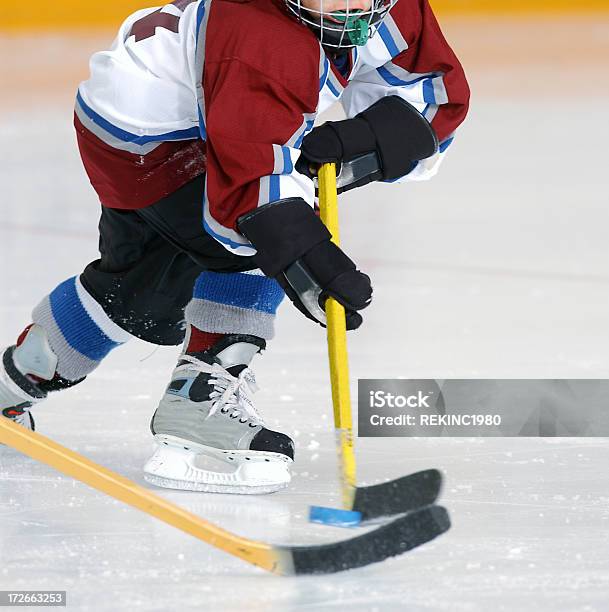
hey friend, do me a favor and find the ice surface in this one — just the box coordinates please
[1,18,609,611]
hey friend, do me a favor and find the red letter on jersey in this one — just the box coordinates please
[129,9,180,42]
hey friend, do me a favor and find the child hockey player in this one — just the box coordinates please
[0,0,469,493]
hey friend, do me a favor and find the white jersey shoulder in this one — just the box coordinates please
[77,2,202,141]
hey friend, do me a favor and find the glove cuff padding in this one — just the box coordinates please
[237,198,330,278]
[358,96,439,180]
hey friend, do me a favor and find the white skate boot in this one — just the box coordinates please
[0,325,61,431]
[144,334,294,494]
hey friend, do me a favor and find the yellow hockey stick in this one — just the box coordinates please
[310,164,445,527]
[317,162,358,510]
[0,416,449,574]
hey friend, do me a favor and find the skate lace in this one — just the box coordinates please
[177,355,264,427]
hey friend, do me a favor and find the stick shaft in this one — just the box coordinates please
[0,418,282,572]
[318,163,357,507]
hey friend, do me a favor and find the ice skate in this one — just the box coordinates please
[0,324,84,434]
[0,324,58,432]
[144,334,294,494]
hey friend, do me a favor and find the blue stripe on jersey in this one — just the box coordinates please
[377,22,399,57]
[198,107,207,140]
[326,78,340,98]
[294,120,315,149]
[376,66,433,88]
[269,174,280,201]
[195,0,206,36]
[281,147,293,174]
[77,92,199,145]
[439,137,454,153]
[193,271,284,314]
[202,215,251,250]
[195,1,207,140]
[49,277,120,361]
[422,79,436,104]
[319,58,329,91]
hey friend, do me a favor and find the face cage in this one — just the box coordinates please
[285,0,398,49]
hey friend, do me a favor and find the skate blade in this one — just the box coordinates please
[143,473,289,495]
[143,436,292,495]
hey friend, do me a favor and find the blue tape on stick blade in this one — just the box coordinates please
[309,505,363,527]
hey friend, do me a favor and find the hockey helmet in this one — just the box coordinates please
[284,0,398,49]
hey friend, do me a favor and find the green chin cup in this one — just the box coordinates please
[329,11,370,46]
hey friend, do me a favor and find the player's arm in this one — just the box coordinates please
[204,59,372,329]
[295,95,438,192]
[298,0,470,191]
[202,58,314,257]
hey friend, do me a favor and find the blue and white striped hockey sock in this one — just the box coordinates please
[31,276,133,381]
[184,269,285,341]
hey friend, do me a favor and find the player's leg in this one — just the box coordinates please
[1,207,195,431]
[126,181,294,493]
[144,268,294,494]
[0,276,132,431]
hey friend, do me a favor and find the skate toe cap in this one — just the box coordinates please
[250,428,295,460]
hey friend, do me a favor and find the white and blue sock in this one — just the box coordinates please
[184,269,285,342]
[31,276,132,381]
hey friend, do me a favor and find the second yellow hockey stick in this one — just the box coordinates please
[0,415,449,573]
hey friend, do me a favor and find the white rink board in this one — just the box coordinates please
[2,31,609,611]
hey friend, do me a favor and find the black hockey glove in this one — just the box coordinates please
[295,96,439,193]
[237,198,372,330]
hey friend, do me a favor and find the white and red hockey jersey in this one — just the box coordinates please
[75,0,470,255]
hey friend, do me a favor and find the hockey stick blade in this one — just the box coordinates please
[352,468,443,522]
[309,469,443,527]
[284,505,450,575]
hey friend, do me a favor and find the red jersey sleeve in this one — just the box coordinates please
[202,58,318,254]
